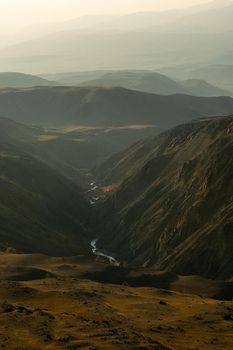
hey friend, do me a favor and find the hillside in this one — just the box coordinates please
[0,86,233,128]
[179,78,230,97]
[0,72,58,88]
[0,117,157,180]
[0,118,92,256]
[160,64,233,94]
[96,116,233,280]
[0,253,233,350]
[78,71,230,97]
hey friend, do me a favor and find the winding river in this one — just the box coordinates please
[91,239,120,267]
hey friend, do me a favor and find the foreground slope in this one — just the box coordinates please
[0,87,233,128]
[0,253,232,350]
[0,119,92,255]
[97,116,233,280]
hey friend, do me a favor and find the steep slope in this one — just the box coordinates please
[79,71,230,97]
[96,116,233,280]
[0,118,92,256]
[0,86,233,128]
[0,72,58,88]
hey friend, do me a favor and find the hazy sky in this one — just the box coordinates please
[0,0,212,34]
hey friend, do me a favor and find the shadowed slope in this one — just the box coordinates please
[0,87,233,128]
[96,116,233,280]
[0,119,93,256]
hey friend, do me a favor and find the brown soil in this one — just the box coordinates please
[0,253,232,350]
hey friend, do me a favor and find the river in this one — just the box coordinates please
[91,239,120,267]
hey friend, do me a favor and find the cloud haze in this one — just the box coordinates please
[1,0,212,33]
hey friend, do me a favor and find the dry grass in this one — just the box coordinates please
[0,253,232,349]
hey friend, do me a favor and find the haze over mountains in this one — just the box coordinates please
[1,70,231,97]
[0,0,232,75]
[160,64,233,94]
[0,72,58,88]
[76,71,231,97]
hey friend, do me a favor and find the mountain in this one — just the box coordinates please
[0,72,58,88]
[0,118,93,256]
[77,71,230,97]
[166,0,233,33]
[0,116,158,178]
[41,70,111,86]
[0,86,233,128]
[179,78,231,97]
[95,115,233,280]
[160,64,233,94]
[0,1,232,73]
[1,29,231,73]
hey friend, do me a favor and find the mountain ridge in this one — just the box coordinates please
[0,86,233,128]
[0,72,58,88]
[77,71,230,97]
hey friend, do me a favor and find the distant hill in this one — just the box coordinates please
[95,116,233,280]
[0,86,233,128]
[0,1,232,73]
[0,72,58,88]
[0,118,93,255]
[76,71,230,97]
[160,64,233,94]
[179,78,231,97]
[42,70,111,86]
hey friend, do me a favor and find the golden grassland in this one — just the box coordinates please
[0,253,232,350]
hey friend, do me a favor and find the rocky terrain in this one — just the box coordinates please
[95,116,233,280]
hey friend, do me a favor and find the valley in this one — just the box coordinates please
[0,109,233,349]
[1,1,233,348]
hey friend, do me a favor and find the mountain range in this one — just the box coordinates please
[1,71,230,97]
[0,72,57,88]
[0,1,232,73]
[76,71,231,97]
[0,86,233,128]
[1,1,233,347]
